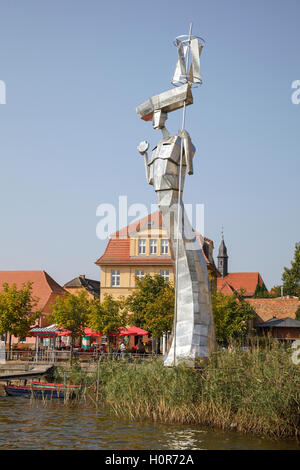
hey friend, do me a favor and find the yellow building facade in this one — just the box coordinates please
[96,212,219,302]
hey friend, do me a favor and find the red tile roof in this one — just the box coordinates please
[96,238,173,265]
[217,280,235,295]
[217,272,263,297]
[111,211,163,238]
[0,271,66,311]
[96,211,213,267]
[247,297,300,323]
[111,211,213,243]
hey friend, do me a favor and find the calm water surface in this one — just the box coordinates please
[0,397,299,450]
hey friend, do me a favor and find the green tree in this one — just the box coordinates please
[50,291,89,360]
[126,274,175,339]
[88,294,127,350]
[269,285,282,298]
[0,282,40,355]
[295,305,300,321]
[143,286,174,338]
[254,282,270,298]
[281,242,300,297]
[212,290,255,343]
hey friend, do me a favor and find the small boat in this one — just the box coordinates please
[5,382,81,399]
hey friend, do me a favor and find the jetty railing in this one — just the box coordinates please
[4,349,161,364]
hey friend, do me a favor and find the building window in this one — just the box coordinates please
[136,270,145,281]
[111,270,120,287]
[138,239,146,255]
[150,239,157,255]
[161,239,169,255]
[160,270,170,282]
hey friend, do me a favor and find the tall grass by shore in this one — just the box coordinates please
[87,341,300,439]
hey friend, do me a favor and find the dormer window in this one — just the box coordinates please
[138,239,146,255]
[161,239,169,255]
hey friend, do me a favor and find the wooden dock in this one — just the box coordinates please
[0,364,54,382]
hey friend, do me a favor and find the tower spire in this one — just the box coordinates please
[218,228,228,278]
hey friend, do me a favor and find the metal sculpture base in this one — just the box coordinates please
[157,193,215,367]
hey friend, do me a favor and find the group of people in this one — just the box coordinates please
[111,339,149,357]
[56,338,151,358]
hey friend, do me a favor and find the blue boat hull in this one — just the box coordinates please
[5,386,76,399]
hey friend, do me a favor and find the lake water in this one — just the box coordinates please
[0,397,299,450]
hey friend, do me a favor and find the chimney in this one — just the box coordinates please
[79,274,85,279]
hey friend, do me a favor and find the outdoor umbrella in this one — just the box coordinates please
[119,326,148,336]
[56,329,71,337]
[56,327,102,337]
[83,328,102,337]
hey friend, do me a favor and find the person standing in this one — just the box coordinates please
[137,340,145,355]
[120,341,126,358]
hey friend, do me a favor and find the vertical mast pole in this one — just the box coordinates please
[173,22,193,366]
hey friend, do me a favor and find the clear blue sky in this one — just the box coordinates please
[0,0,299,289]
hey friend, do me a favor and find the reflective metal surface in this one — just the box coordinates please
[136,29,215,366]
[136,84,193,122]
[172,36,204,86]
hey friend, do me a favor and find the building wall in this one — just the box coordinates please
[100,264,174,301]
[262,327,300,340]
[64,286,95,300]
[98,224,218,302]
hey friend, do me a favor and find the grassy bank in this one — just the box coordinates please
[81,341,300,439]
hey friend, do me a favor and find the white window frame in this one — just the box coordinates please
[138,239,146,255]
[135,270,145,281]
[160,270,170,282]
[150,239,157,255]
[111,270,120,287]
[161,239,169,255]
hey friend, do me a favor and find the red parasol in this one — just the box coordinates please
[83,328,102,337]
[119,326,149,336]
[56,328,102,337]
[56,329,71,337]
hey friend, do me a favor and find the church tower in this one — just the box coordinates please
[218,231,228,278]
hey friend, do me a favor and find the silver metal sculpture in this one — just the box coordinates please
[0,340,5,364]
[137,25,216,366]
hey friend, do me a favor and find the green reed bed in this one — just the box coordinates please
[88,341,300,439]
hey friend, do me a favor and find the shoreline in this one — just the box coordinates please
[2,342,300,442]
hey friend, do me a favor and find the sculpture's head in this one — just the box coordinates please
[136,84,193,131]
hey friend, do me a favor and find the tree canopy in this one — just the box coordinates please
[281,242,300,297]
[211,290,255,343]
[125,274,174,337]
[0,282,40,344]
[50,291,89,344]
[254,282,270,298]
[88,294,127,337]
